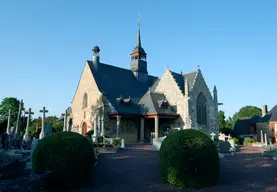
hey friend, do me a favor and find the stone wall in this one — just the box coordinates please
[155,68,186,128]
[71,61,102,134]
[188,70,218,134]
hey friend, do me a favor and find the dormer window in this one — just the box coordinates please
[116,96,132,105]
[158,99,168,108]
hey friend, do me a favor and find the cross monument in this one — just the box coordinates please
[210,132,216,141]
[23,108,34,142]
[62,109,70,131]
[39,106,48,139]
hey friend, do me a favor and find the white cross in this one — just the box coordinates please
[210,132,216,141]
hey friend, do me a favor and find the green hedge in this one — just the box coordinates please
[158,129,220,189]
[32,131,95,190]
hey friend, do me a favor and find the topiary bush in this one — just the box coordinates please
[159,129,220,189]
[32,131,94,190]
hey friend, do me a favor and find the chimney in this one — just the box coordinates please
[92,45,100,71]
[262,105,268,117]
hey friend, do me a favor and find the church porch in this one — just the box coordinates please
[141,114,179,144]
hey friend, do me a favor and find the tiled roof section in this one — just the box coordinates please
[170,71,184,93]
[170,70,197,94]
[139,91,177,115]
[183,71,197,91]
[233,116,260,135]
[87,61,159,114]
[260,105,277,122]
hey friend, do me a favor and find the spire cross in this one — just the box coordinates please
[138,13,140,28]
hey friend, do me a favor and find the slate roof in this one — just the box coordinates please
[170,70,197,95]
[139,91,177,115]
[87,61,159,114]
[233,116,260,135]
[260,105,277,122]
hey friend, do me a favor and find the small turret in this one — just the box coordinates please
[92,45,100,71]
[213,85,218,102]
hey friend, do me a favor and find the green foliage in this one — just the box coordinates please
[0,97,20,123]
[218,110,226,129]
[85,130,94,139]
[98,135,103,143]
[159,130,220,189]
[229,137,239,145]
[29,116,63,137]
[32,132,94,190]
[232,106,262,125]
[245,137,254,144]
[112,137,121,146]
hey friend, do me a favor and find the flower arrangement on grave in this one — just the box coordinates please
[112,137,121,147]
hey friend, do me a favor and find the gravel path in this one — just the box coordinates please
[80,146,277,192]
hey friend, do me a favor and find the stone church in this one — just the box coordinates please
[71,22,220,144]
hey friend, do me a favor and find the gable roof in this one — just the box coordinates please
[260,105,277,122]
[233,116,260,135]
[139,91,177,115]
[170,70,197,95]
[87,61,159,114]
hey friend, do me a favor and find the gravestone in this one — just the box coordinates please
[30,138,40,165]
[45,124,52,136]
[228,139,235,149]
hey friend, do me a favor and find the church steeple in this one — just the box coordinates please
[130,13,148,82]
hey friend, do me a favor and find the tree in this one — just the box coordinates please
[0,97,20,123]
[29,116,63,137]
[0,97,21,133]
[218,110,226,129]
[232,105,262,126]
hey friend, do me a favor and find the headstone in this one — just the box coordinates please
[62,109,70,131]
[45,124,52,136]
[39,106,48,139]
[210,132,216,141]
[121,138,125,148]
[227,134,232,140]
[31,138,40,165]
[23,108,34,142]
[6,109,11,135]
[261,130,264,143]
[228,139,235,149]
[15,99,24,139]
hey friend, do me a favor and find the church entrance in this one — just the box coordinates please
[82,122,87,136]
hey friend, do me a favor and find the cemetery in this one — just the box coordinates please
[1,98,277,191]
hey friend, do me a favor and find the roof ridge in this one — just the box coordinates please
[168,70,184,94]
[182,71,197,76]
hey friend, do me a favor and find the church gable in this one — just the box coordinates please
[72,61,102,130]
[190,70,214,103]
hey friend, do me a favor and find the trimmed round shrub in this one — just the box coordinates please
[32,131,94,190]
[158,129,220,189]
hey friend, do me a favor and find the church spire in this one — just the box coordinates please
[130,13,148,83]
[137,13,141,47]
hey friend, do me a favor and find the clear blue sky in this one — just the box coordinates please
[0,0,276,118]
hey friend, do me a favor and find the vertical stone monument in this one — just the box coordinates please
[39,106,48,139]
[23,108,34,142]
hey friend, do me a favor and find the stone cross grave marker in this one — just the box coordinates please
[6,109,11,135]
[261,130,264,143]
[15,99,24,139]
[23,108,34,142]
[62,109,70,131]
[39,106,48,139]
[210,132,216,141]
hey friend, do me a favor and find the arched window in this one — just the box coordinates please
[196,92,207,125]
[82,93,88,109]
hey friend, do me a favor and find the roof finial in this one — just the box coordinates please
[137,13,141,47]
[197,64,200,70]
